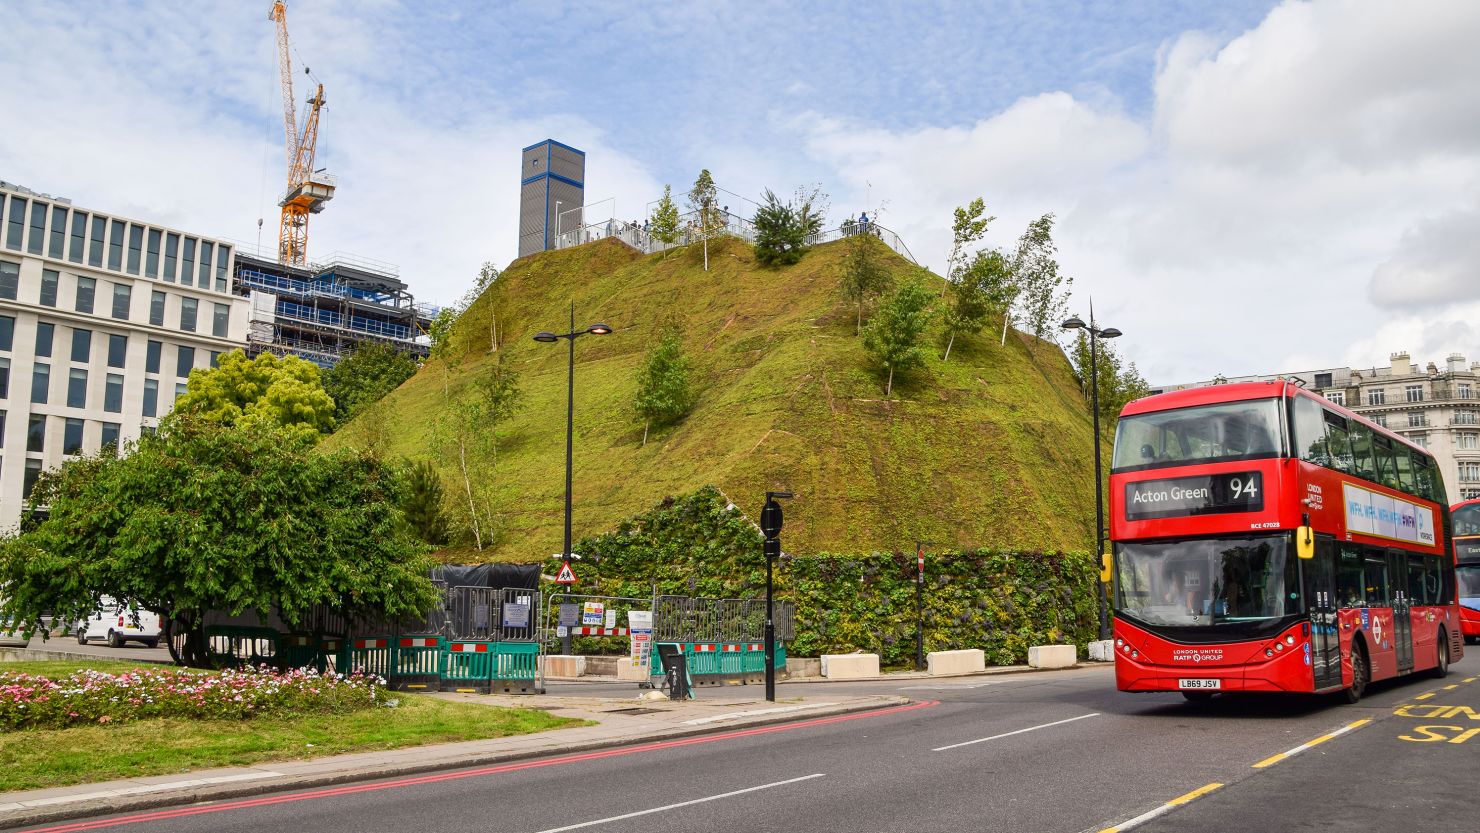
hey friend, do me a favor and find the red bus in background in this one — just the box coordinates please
[1451,499,1480,642]
[1108,381,1464,703]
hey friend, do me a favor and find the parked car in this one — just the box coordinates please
[0,618,28,648]
[76,598,162,648]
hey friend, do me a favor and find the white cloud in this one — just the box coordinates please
[793,0,1480,383]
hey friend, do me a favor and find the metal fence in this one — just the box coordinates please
[652,596,795,643]
[446,586,540,642]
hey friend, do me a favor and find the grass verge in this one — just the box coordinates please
[0,690,586,792]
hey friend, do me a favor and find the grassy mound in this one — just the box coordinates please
[330,235,1098,561]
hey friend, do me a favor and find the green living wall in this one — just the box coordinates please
[570,486,1098,666]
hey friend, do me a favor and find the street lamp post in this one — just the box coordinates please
[1061,313,1121,641]
[534,304,612,656]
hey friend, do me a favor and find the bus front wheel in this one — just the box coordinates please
[1342,645,1368,704]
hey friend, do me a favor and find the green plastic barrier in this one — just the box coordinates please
[390,635,445,691]
[350,636,394,678]
[280,633,325,672]
[441,641,495,693]
[493,641,539,694]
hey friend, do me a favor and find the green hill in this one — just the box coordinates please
[328,234,1100,561]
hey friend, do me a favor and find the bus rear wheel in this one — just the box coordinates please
[1342,646,1368,704]
[1430,634,1449,679]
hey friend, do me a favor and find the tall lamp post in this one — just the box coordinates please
[1061,313,1121,641]
[534,304,612,655]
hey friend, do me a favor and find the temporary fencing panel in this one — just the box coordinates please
[391,635,445,690]
[494,642,540,693]
[203,625,282,669]
[442,641,495,693]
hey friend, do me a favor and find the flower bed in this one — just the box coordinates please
[0,666,386,730]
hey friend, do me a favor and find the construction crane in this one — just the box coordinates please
[269,0,335,266]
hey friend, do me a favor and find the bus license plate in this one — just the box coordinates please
[1178,678,1221,690]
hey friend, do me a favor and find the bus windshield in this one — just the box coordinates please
[1459,564,1480,611]
[1455,503,1480,537]
[1116,535,1299,627]
[1113,399,1283,472]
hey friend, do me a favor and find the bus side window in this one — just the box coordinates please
[1292,395,1330,465]
[1427,456,1449,505]
[1337,548,1365,607]
[1372,436,1399,490]
[1406,553,1428,605]
[1424,556,1442,604]
[1324,412,1353,473]
[1349,424,1377,481]
[1411,456,1434,502]
[1393,448,1415,493]
[1364,554,1389,607]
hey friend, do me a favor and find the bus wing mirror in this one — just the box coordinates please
[1296,526,1315,560]
[1099,552,1113,583]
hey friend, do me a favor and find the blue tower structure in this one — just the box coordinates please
[519,139,585,258]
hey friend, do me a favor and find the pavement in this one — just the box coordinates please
[0,686,909,830]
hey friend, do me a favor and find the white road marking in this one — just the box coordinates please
[932,712,1100,752]
[531,773,826,832]
[897,682,996,690]
[1098,782,1223,832]
[681,703,837,725]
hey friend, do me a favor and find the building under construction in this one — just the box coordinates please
[232,247,435,367]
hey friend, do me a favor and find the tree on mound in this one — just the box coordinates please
[634,327,696,445]
[863,274,935,396]
[0,417,439,667]
[752,186,827,267]
[323,342,419,424]
[175,350,336,441]
[650,185,682,255]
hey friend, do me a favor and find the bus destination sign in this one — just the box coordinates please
[1125,472,1263,521]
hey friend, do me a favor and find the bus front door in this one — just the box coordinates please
[1307,537,1343,690]
[1391,549,1414,675]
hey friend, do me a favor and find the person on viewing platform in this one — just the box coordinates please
[859,211,870,233]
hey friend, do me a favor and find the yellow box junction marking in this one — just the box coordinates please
[1415,693,1435,700]
[1097,783,1224,833]
[1252,720,1371,769]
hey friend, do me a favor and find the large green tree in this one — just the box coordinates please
[863,274,935,396]
[634,328,696,446]
[751,189,808,267]
[1068,327,1150,429]
[940,198,996,362]
[0,418,439,667]
[322,342,418,425]
[402,459,450,546]
[174,350,335,440]
[432,359,524,550]
[1007,213,1073,351]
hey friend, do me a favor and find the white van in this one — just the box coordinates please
[76,598,162,648]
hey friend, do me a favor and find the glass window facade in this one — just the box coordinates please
[107,333,126,368]
[213,303,229,338]
[150,290,165,326]
[63,418,83,455]
[23,459,42,500]
[112,283,131,320]
[75,276,95,313]
[127,225,143,274]
[101,422,120,455]
[34,322,53,358]
[70,328,91,363]
[108,219,125,270]
[197,241,213,289]
[104,373,123,413]
[0,315,12,351]
[163,233,178,282]
[176,345,195,378]
[146,340,161,373]
[0,357,9,398]
[67,368,87,408]
[26,414,44,452]
[0,259,17,300]
[215,246,230,292]
[88,215,105,267]
[27,200,45,255]
[6,197,26,250]
[145,229,161,278]
[179,297,197,332]
[39,269,58,307]
[180,238,196,286]
[142,378,158,417]
[49,205,67,259]
[68,212,85,263]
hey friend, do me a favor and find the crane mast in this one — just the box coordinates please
[268,0,334,267]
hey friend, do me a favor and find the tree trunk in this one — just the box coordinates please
[703,235,709,271]
[856,301,863,336]
[886,364,894,396]
[1000,313,1009,347]
[642,421,649,447]
[458,434,482,550]
[943,331,956,362]
[490,313,498,353]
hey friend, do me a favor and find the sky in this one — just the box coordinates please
[1,0,1477,384]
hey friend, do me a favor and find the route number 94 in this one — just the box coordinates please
[1229,477,1258,499]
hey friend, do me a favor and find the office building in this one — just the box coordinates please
[0,181,249,528]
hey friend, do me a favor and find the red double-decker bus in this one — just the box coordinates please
[1451,499,1480,642]
[1108,381,1464,702]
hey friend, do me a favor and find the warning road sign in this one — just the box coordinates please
[554,562,577,584]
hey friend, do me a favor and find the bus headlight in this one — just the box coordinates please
[1265,648,1274,658]
[1285,635,1296,646]
[1274,642,1284,652]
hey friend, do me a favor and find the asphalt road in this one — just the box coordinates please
[12,652,1476,833]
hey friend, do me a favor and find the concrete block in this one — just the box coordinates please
[583,656,618,677]
[541,655,585,678]
[927,649,986,675]
[1027,644,1077,669]
[1088,640,1115,662]
[820,653,880,679]
[616,658,652,682]
[786,657,821,679]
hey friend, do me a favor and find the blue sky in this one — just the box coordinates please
[1,1,1477,383]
